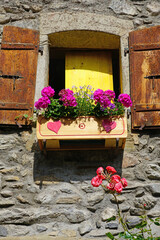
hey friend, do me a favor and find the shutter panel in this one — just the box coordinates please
[129,25,160,129]
[0,26,39,125]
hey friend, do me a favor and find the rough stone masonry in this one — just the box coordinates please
[0,0,160,238]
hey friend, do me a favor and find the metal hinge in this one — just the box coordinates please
[124,48,129,57]
[38,45,44,55]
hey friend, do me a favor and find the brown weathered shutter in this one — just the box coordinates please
[0,26,39,125]
[129,25,160,129]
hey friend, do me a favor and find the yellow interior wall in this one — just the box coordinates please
[65,51,113,90]
[49,30,120,49]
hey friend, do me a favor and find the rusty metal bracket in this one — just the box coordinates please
[124,48,129,57]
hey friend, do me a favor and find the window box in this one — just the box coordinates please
[36,116,127,151]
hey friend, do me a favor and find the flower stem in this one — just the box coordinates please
[113,193,129,233]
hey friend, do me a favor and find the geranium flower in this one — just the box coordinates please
[118,93,132,108]
[121,178,128,187]
[104,90,115,100]
[106,166,117,175]
[34,97,51,109]
[41,86,55,98]
[91,175,103,187]
[114,182,123,193]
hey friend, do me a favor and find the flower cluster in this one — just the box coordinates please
[118,93,132,108]
[34,86,55,110]
[93,89,114,108]
[34,85,132,120]
[91,166,127,193]
[59,89,77,107]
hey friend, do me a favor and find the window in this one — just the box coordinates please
[48,30,120,96]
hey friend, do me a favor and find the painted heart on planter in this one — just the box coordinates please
[102,119,116,133]
[47,121,62,134]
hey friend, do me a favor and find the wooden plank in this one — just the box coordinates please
[105,139,116,148]
[2,26,39,46]
[46,140,60,149]
[135,103,160,112]
[131,43,160,51]
[36,116,127,140]
[0,102,29,109]
[65,51,113,90]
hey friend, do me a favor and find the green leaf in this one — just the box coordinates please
[106,232,115,239]
[154,221,160,226]
[106,216,116,222]
[23,114,28,119]
[135,221,147,229]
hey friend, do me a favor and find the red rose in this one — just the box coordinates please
[91,175,102,187]
[114,182,123,193]
[121,178,128,188]
[106,166,117,174]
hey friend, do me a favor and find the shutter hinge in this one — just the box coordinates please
[124,48,129,57]
[127,109,131,119]
[38,45,44,55]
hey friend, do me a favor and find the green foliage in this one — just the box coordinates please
[44,98,79,120]
[43,85,125,120]
[72,85,95,116]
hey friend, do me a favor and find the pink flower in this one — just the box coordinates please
[104,90,115,100]
[93,89,111,108]
[106,166,117,175]
[118,93,132,108]
[114,182,123,193]
[91,175,103,187]
[121,178,128,187]
[34,97,51,109]
[59,89,77,107]
[41,86,55,98]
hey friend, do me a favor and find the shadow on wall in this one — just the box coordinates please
[33,149,124,184]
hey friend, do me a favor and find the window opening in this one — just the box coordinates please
[49,48,120,97]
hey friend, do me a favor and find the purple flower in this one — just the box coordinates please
[34,97,51,109]
[41,86,55,98]
[118,93,132,108]
[109,103,116,109]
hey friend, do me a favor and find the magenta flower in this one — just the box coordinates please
[118,93,132,108]
[41,86,55,98]
[59,89,77,107]
[34,97,51,109]
[93,89,111,108]
[104,90,115,100]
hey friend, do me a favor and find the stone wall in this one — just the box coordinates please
[0,0,160,238]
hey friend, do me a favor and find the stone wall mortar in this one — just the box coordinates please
[0,0,160,33]
[0,0,160,238]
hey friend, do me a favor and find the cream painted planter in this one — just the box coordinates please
[36,116,127,151]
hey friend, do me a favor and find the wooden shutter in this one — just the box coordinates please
[0,26,39,125]
[129,25,160,129]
